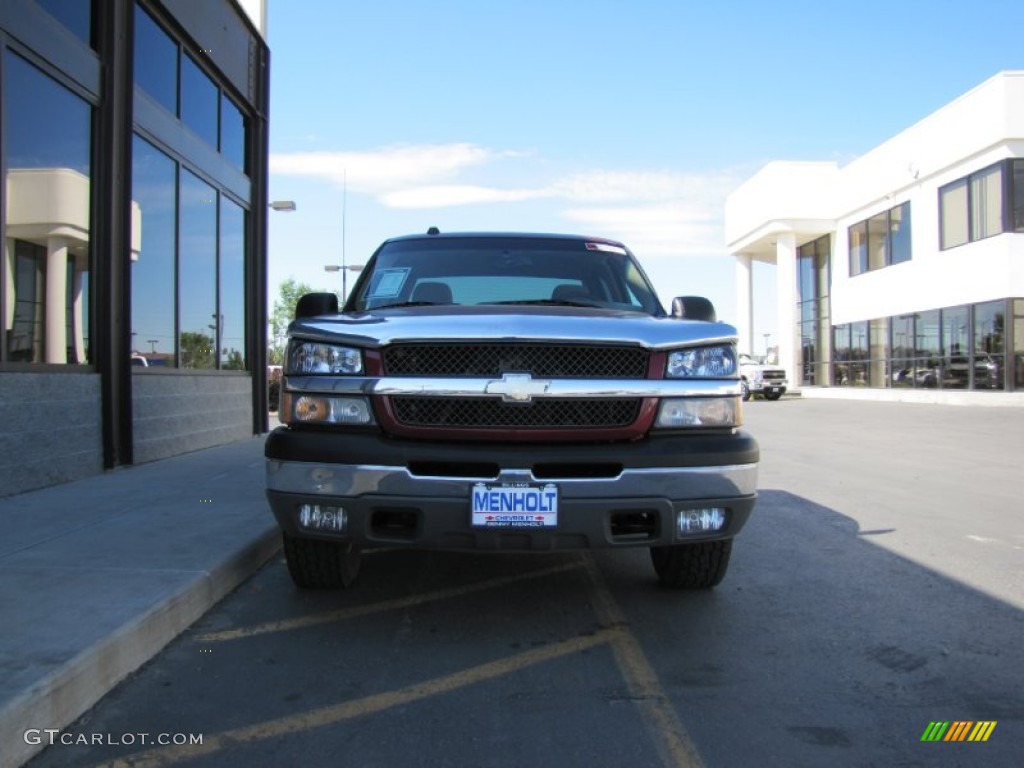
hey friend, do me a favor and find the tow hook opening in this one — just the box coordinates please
[609,509,659,541]
[371,508,419,540]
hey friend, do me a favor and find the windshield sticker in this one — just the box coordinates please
[585,242,628,255]
[368,268,410,299]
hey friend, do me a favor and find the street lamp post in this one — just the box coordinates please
[324,263,364,302]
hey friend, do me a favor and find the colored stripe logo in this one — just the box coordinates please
[921,721,997,742]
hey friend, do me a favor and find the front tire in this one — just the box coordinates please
[740,379,751,401]
[283,532,361,589]
[650,539,733,589]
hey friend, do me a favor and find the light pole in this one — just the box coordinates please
[324,169,361,304]
[324,263,364,302]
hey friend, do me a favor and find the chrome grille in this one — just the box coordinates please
[382,344,648,378]
[391,397,641,428]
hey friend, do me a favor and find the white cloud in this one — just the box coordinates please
[270,141,745,257]
[269,143,494,193]
[380,184,549,208]
[551,170,734,203]
[561,202,726,256]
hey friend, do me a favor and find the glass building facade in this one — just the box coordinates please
[1,0,269,495]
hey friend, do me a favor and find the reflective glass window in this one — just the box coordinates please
[10,242,44,361]
[221,94,246,170]
[130,137,177,364]
[3,52,92,364]
[178,170,217,369]
[1011,160,1024,232]
[848,321,868,386]
[890,314,915,388]
[869,318,889,387]
[38,0,93,47]
[940,180,968,249]
[180,53,218,148]
[219,198,247,369]
[867,212,887,271]
[134,4,177,114]
[848,222,867,277]
[915,310,941,388]
[889,203,911,265]
[942,306,970,389]
[973,300,1005,390]
[814,238,830,297]
[1013,299,1024,389]
[797,242,814,301]
[970,165,1003,240]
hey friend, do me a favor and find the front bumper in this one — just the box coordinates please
[265,427,758,552]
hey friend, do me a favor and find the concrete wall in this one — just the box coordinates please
[0,372,103,497]
[132,373,254,465]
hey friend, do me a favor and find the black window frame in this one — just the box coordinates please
[939,159,1023,250]
[847,201,911,276]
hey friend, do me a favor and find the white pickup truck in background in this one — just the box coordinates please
[738,353,787,401]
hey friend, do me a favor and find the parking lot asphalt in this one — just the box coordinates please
[3,398,1023,767]
[0,436,280,768]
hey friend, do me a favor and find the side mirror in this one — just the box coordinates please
[295,292,338,319]
[671,296,717,322]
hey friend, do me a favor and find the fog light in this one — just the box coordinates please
[298,503,348,532]
[678,507,726,534]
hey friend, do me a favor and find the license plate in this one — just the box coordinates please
[471,483,558,528]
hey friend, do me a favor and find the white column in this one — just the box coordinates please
[734,253,753,354]
[72,252,86,363]
[775,233,798,388]
[3,239,13,335]
[45,237,68,364]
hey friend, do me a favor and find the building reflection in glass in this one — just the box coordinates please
[2,51,105,365]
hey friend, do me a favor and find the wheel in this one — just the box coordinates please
[650,539,733,589]
[282,532,361,589]
[764,390,783,401]
[740,379,751,401]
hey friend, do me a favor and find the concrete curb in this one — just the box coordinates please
[0,529,279,768]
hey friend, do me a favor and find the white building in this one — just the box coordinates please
[726,70,1024,400]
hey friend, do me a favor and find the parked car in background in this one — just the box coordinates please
[738,353,787,401]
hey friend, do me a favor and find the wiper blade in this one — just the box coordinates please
[372,300,448,309]
[490,299,601,308]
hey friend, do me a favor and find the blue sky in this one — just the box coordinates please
[265,0,1024,343]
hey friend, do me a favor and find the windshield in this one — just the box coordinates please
[348,235,665,315]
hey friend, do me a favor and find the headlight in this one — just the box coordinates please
[655,397,741,428]
[666,345,736,377]
[287,342,363,374]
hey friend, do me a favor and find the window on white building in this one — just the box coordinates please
[939,160,1022,249]
[848,202,911,275]
[940,180,969,249]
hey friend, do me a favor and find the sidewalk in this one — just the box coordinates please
[0,436,280,768]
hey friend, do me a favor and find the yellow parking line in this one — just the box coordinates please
[580,554,706,768]
[101,629,615,768]
[199,561,582,642]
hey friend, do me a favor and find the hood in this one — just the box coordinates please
[289,305,737,350]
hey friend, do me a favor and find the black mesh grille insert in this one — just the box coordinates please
[391,397,641,428]
[382,344,648,378]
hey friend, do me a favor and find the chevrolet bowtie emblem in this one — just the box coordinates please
[486,373,551,403]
